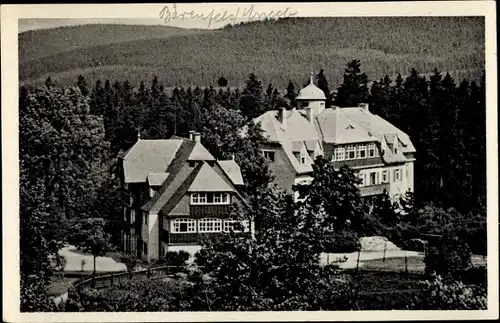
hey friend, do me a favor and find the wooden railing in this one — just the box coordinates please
[73,265,184,294]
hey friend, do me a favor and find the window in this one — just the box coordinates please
[223,220,250,232]
[369,172,379,186]
[346,146,356,160]
[149,187,155,198]
[198,218,222,233]
[394,147,398,154]
[143,213,148,225]
[143,242,148,255]
[131,209,135,223]
[190,193,230,205]
[300,155,307,164]
[333,147,345,161]
[357,145,367,159]
[263,150,275,162]
[358,172,365,187]
[393,169,401,182]
[382,170,389,183]
[368,144,377,157]
[171,218,196,233]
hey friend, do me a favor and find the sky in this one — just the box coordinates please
[18,18,231,33]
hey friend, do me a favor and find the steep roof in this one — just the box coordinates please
[147,173,170,186]
[315,108,376,144]
[188,141,216,161]
[121,139,183,183]
[188,162,235,192]
[341,107,416,153]
[218,160,244,185]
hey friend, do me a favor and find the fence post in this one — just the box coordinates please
[147,268,151,279]
[404,252,408,274]
[383,240,387,262]
[356,248,361,275]
[110,274,114,286]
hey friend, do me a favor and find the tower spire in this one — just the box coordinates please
[310,70,314,85]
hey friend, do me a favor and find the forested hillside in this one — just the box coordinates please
[19,24,206,61]
[20,17,484,88]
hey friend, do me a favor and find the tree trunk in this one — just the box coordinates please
[93,255,96,277]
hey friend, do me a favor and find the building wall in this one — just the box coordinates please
[148,212,159,261]
[357,163,412,201]
[263,145,297,193]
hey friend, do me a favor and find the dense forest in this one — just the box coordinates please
[19,17,484,88]
[19,58,487,311]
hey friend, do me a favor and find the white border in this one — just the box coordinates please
[2,2,498,322]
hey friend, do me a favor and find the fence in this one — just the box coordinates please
[73,265,184,294]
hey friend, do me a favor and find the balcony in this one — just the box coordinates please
[359,183,390,197]
[161,229,250,245]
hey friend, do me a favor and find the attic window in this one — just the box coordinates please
[346,124,354,130]
[300,156,306,164]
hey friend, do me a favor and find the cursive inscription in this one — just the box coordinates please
[159,4,298,28]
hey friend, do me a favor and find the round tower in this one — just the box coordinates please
[296,72,327,118]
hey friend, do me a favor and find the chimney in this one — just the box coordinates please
[188,130,195,140]
[193,132,201,142]
[281,107,287,129]
[358,103,369,112]
[306,107,314,123]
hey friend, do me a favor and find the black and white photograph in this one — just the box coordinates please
[2,1,498,321]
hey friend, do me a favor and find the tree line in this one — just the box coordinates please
[19,59,486,311]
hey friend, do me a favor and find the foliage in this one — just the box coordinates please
[67,218,115,275]
[66,278,186,312]
[217,76,228,87]
[119,254,138,272]
[294,156,367,234]
[424,233,472,277]
[190,187,357,311]
[416,274,487,310]
[334,59,370,107]
[20,17,484,89]
[156,251,190,267]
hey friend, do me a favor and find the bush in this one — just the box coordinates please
[323,230,360,253]
[415,274,487,310]
[424,234,472,278]
[157,251,190,267]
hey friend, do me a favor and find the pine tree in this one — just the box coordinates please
[334,59,369,107]
[285,80,297,106]
[76,75,89,97]
[239,73,265,119]
[316,69,331,105]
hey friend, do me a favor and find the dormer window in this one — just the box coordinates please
[263,150,275,162]
[368,144,377,157]
[346,146,356,160]
[191,192,230,205]
[357,145,367,159]
[333,147,345,161]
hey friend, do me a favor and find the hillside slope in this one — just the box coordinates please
[19,24,206,61]
[19,17,485,89]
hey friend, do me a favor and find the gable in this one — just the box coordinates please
[188,142,216,161]
[188,162,235,192]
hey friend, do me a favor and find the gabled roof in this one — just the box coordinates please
[121,139,183,183]
[140,138,247,214]
[315,108,376,144]
[218,160,244,185]
[341,107,416,153]
[147,173,170,186]
[188,162,236,192]
[188,141,216,161]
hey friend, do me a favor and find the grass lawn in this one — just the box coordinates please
[46,276,79,296]
[360,256,425,274]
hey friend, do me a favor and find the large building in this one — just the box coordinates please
[251,73,416,202]
[118,131,251,262]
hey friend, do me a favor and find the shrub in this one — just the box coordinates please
[324,230,360,253]
[157,251,190,267]
[424,233,472,278]
[416,274,487,310]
